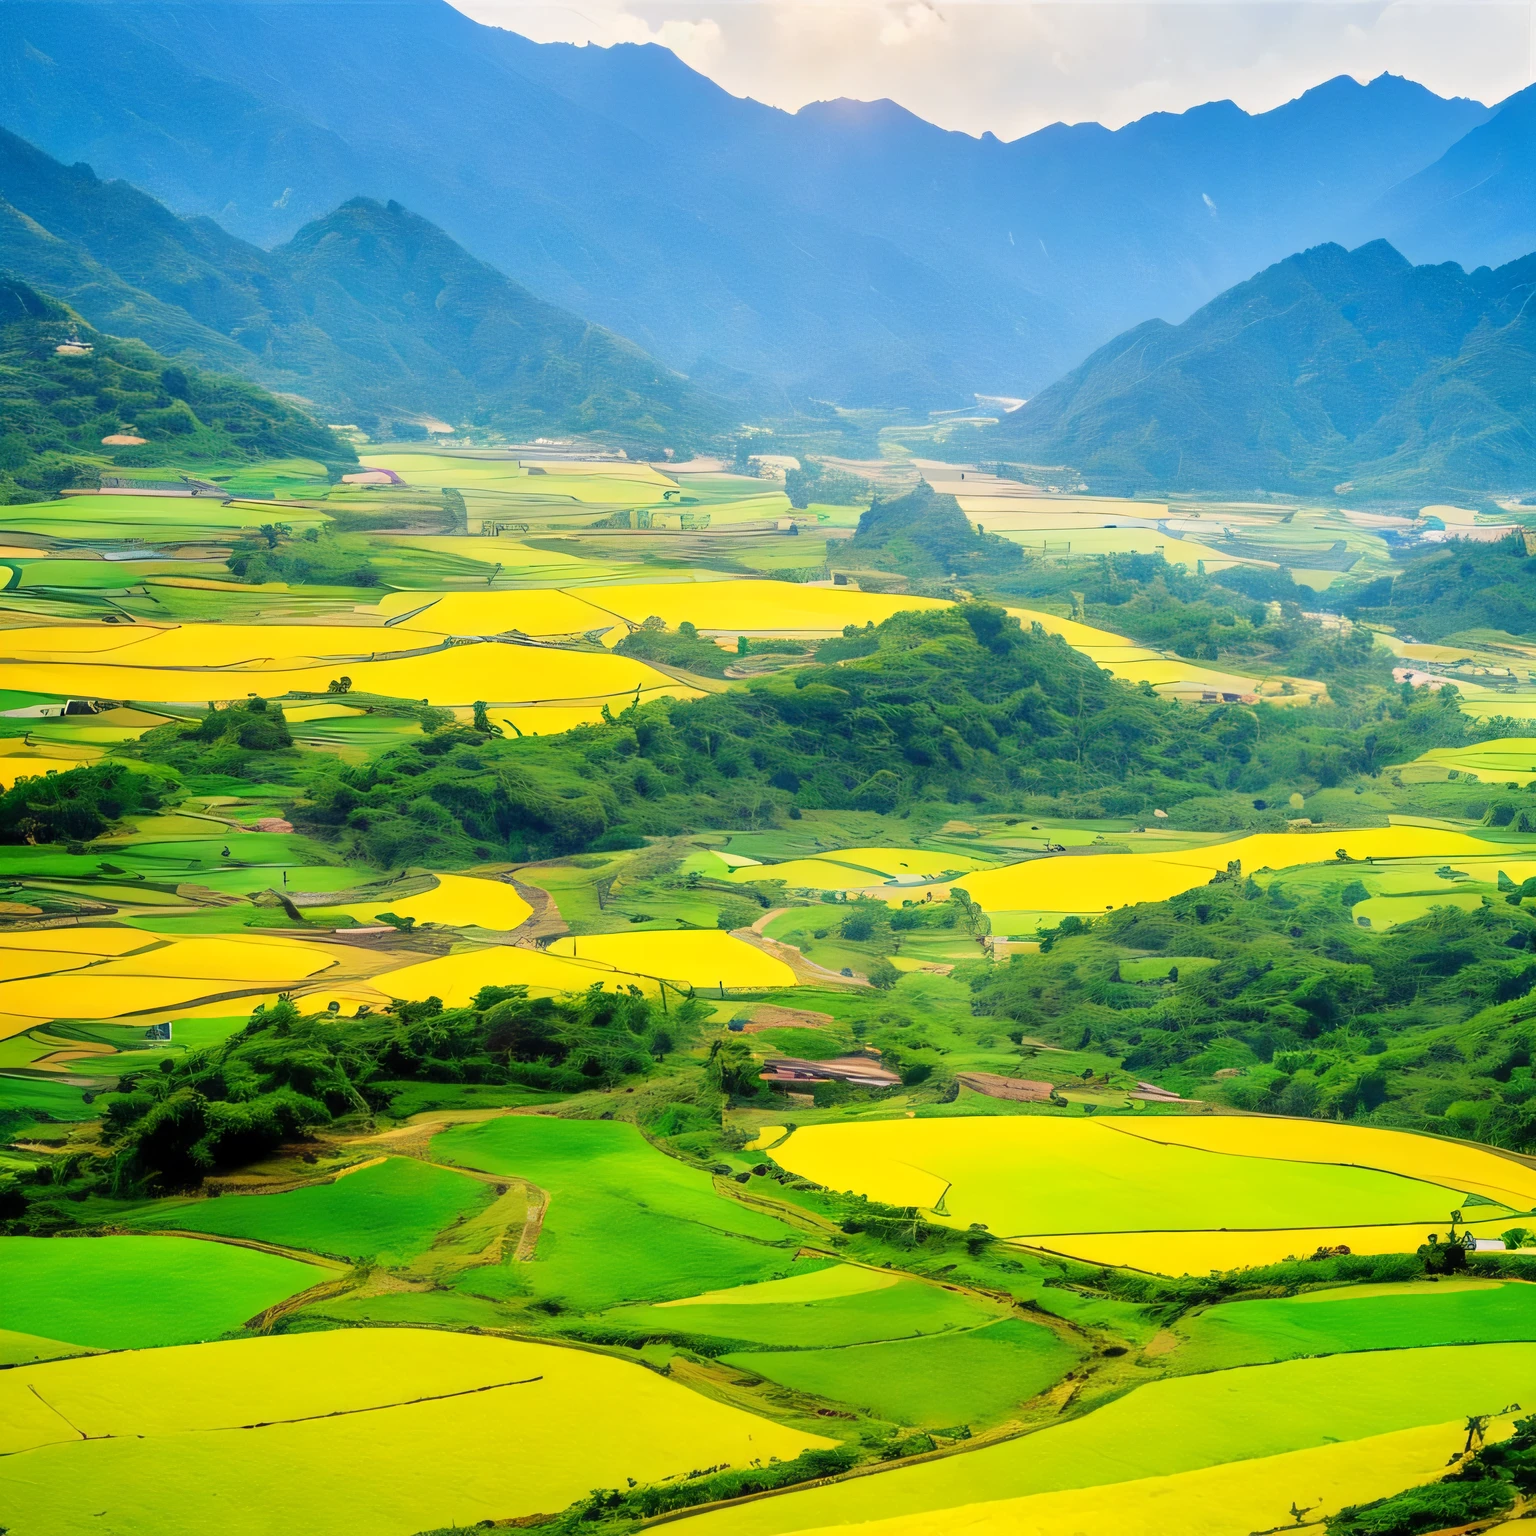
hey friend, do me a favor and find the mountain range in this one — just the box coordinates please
[0,128,726,445]
[0,0,1530,408]
[991,240,1536,500]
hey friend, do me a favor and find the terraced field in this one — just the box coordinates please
[5,450,1536,1536]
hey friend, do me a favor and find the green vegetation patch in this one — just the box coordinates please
[609,1269,1001,1349]
[1174,1279,1536,1372]
[676,1344,1536,1536]
[0,1234,326,1347]
[138,1157,493,1264]
[725,1318,1083,1427]
[431,1116,801,1309]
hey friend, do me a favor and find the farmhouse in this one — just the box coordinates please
[760,1054,901,1091]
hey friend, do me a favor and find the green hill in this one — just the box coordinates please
[0,273,350,501]
[0,128,727,448]
[992,239,1536,502]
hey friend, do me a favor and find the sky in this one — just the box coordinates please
[449,0,1535,139]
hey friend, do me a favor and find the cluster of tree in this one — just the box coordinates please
[989,550,1381,691]
[0,759,168,843]
[784,457,873,510]
[100,985,703,1192]
[0,274,350,502]
[135,696,296,781]
[226,525,381,588]
[1328,1414,1536,1535]
[615,617,733,677]
[849,482,1022,580]
[976,876,1536,1150]
[1339,536,1536,643]
[295,602,1502,869]
[562,1446,859,1526]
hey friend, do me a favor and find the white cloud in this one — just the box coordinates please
[879,3,950,47]
[449,1,1533,138]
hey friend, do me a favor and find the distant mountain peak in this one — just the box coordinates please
[992,237,1536,501]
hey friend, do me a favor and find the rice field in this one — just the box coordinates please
[544,929,798,989]
[0,1235,328,1348]
[669,1344,1536,1536]
[765,1114,1524,1271]
[612,1262,1005,1347]
[726,1318,1085,1427]
[431,1115,803,1308]
[955,825,1516,915]
[1172,1279,1536,1372]
[318,872,532,930]
[140,1157,495,1264]
[768,1419,1503,1536]
[0,1328,828,1536]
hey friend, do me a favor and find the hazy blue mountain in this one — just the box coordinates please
[991,240,1536,501]
[268,197,729,443]
[1374,84,1536,270]
[0,128,725,444]
[0,0,1497,406]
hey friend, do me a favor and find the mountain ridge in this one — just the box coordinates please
[0,1,1502,405]
[989,238,1536,501]
[0,127,727,445]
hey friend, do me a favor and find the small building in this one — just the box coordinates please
[955,1071,1053,1102]
[759,1055,901,1091]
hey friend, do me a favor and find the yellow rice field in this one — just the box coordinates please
[765,1115,1519,1273]
[546,930,798,989]
[782,1419,1494,1536]
[580,581,952,634]
[728,846,991,892]
[323,873,532,931]
[0,930,155,956]
[0,1328,827,1536]
[1115,1116,1536,1209]
[0,639,688,709]
[1395,737,1536,785]
[0,934,381,1035]
[375,589,623,638]
[371,944,656,1006]
[957,826,1512,913]
[1034,1215,1526,1274]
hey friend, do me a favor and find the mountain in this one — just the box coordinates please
[0,0,1497,406]
[270,198,728,443]
[0,273,350,502]
[989,240,1536,501]
[1374,83,1536,271]
[0,129,726,445]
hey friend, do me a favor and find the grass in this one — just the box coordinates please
[431,1116,803,1309]
[608,1265,1003,1348]
[844,1419,1505,1536]
[727,1318,1084,1427]
[0,1234,327,1348]
[670,1343,1536,1536]
[768,1116,1488,1239]
[0,1328,828,1536]
[138,1157,494,1264]
[1172,1279,1536,1372]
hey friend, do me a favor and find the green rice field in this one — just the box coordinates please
[137,1157,495,1264]
[431,1116,802,1308]
[0,1234,327,1347]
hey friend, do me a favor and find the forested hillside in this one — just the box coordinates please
[0,274,350,500]
[993,239,1536,499]
[0,0,1508,405]
[0,131,726,445]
